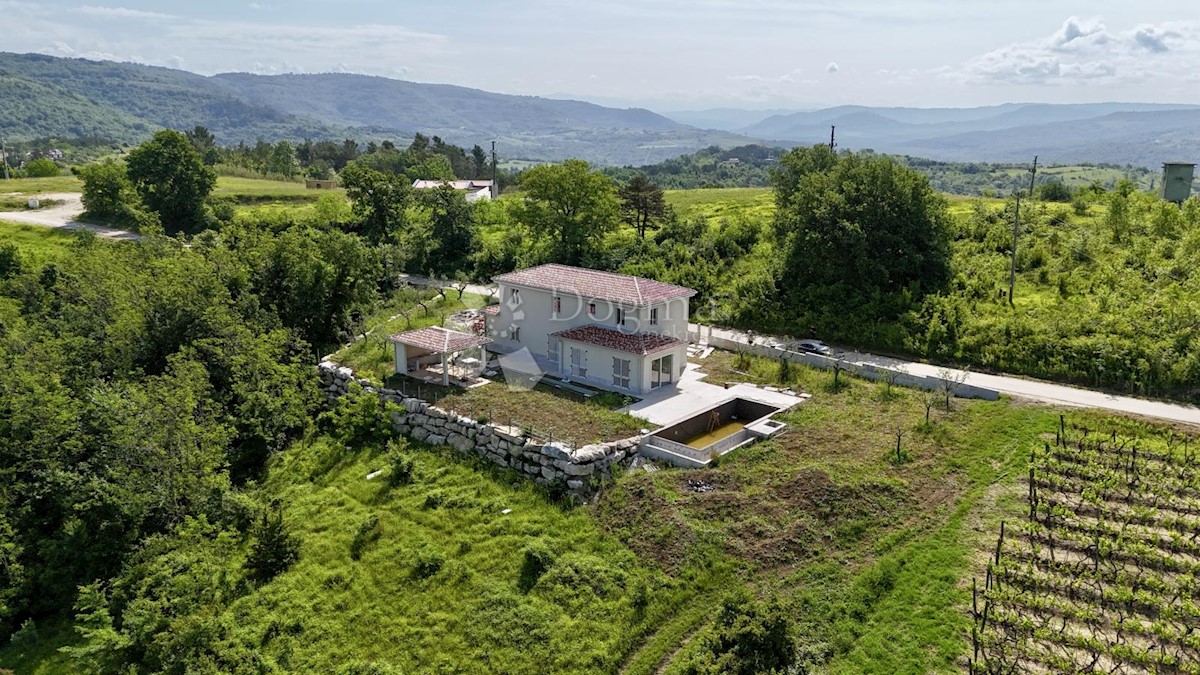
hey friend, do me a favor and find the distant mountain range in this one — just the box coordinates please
[668,103,1200,167]
[3,51,1199,168]
[0,52,745,165]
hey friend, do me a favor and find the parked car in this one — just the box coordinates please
[796,340,832,356]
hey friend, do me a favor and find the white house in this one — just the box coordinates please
[411,179,496,202]
[486,264,695,396]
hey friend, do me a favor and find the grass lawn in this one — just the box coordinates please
[0,175,83,194]
[218,176,347,202]
[389,373,648,445]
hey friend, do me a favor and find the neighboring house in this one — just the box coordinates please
[411,178,496,202]
[486,264,695,396]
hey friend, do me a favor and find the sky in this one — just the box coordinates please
[4,0,1199,111]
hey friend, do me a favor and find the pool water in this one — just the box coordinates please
[685,421,746,449]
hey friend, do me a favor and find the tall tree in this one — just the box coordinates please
[338,163,412,244]
[471,144,489,179]
[419,185,477,275]
[125,129,217,235]
[771,146,951,312]
[184,126,218,165]
[266,141,298,177]
[618,174,669,240]
[518,159,620,265]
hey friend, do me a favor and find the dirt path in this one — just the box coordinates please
[0,192,141,241]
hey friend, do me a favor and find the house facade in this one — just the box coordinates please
[486,264,694,396]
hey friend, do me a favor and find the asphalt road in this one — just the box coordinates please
[706,325,1200,427]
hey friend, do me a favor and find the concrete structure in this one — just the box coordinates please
[412,179,496,202]
[305,178,337,189]
[389,326,492,386]
[1160,163,1196,203]
[486,264,695,396]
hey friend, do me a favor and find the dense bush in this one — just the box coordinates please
[21,158,58,177]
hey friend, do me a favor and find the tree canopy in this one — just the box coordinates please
[518,159,620,266]
[771,146,952,313]
[125,129,217,235]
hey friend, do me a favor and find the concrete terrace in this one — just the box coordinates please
[622,362,806,427]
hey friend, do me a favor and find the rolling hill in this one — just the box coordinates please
[737,102,1200,167]
[0,52,748,164]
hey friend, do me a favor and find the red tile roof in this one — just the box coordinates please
[481,304,501,316]
[494,264,695,307]
[553,325,685,355]
[388,326,492,353]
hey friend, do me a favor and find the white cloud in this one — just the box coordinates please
[78,5,176,20]
[957,16,1200,85]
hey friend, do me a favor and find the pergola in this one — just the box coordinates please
[388,326,493,386]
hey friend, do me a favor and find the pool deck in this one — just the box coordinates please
[622,363,806,427]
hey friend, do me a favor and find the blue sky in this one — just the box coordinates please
[4,0,1199,110]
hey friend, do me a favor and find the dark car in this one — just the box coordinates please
[796,340,832,356]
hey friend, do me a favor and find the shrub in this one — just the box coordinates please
[683,592,795,675]
[386,443,414,487]
[245,510,301,581]
[412,545,445,579]
[518,540,557,592]
[319,388,397,447]
[349,514,382,561]
[23,158,59,177]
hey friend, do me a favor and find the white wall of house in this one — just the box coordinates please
[489,281,691,359]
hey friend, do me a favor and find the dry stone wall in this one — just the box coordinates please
[318,362,642,499]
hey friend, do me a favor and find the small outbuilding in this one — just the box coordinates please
[389,326,493,386]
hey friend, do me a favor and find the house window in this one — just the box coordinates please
[512,326,520,341]
[588,302,596,316]
[615,308,625,326]
[650,308,658,326]
[510,288,520,302]
[553,297,561,314]
[570,347,586,378]
[612,357,631,389]
[547,337,559,366]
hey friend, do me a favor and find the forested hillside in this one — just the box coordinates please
[0,52,748,164]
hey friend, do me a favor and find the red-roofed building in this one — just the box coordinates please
[486,264,694,395]
[389,326,492,386]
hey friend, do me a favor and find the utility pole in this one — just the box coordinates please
[829,125,836,151]
[490,140,498,200]
[0,135,9,181]
[1028,155,1038,198]
[1008,193,1020,306]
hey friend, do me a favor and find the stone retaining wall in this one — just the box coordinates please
[318,362,642,499]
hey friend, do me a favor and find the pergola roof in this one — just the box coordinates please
[388,326,492,354]
[553,325,685,355]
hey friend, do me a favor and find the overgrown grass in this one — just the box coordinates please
[603,350,1064,672]
[665,187,773,226]
[0,220,93,260]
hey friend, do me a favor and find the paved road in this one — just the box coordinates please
[378,278,1200,427]
[0,192,141,241]
[397,274,495,298]
[696,324,1200,427]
